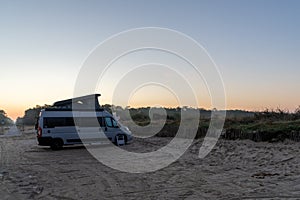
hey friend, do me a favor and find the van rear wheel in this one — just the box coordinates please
[51,139,63,150]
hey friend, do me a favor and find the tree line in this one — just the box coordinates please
[16,104,300,126]
[16,105,51,126]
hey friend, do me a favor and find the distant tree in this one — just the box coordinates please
[295,106,300,114]
[294,106,300,119]
[20,104,51,125]
[0,109,14,125]
[102,104,112,113]
[0,109,6,116]
[15,117,23,126]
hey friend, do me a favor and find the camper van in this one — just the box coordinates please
[36,94,132,150]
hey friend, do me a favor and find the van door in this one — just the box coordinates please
[78,116,106,144]
[104,117,120,142]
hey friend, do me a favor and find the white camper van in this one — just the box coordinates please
[36,94,132,150]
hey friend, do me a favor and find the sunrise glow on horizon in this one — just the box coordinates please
[4,95,300,122]
[1,1,299,121]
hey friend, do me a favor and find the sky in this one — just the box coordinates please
[0,0,300,120]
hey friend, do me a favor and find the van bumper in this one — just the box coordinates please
[37,137,53,146]
[126,134,133,142]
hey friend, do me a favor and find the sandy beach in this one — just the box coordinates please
[1,127,300,199]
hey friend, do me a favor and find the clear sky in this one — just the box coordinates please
[0,0,299,120]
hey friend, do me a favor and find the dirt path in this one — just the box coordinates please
[1,131,300,199]
[2,125,21,137]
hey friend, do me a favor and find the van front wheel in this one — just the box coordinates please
[114,135,127,146]
[51,139,63,150]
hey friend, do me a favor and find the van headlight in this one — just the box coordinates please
[127,128,131,134]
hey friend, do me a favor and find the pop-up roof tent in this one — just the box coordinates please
[51,94,102,110]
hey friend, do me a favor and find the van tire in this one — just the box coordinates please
[51,139,63,150]
[114,134,127,145]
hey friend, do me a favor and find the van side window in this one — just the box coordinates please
[44,117,66,128]
[105,117,113,127]
[65,117,75,126]
[44,117,104,128]
[44,117,75,128]
[105,117,118,128]
[79,117,102,127]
